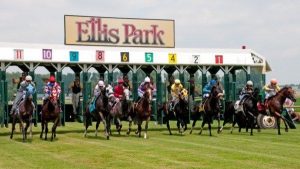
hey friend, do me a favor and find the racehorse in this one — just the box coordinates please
[106,87,130,135]
[10,84,35,142]
[165,88,189,135]
[224,88,260,135]
[84,86,109,139]
[127,87,152,139]
[40,92,61,141]
[190,85,223,136]
[264,86,296,135]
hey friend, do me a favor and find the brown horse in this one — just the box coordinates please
[40,93,60,141]
[190,85,223,136]
[265,86,296,135]
[10,84,35,142]
[107,87,131,135]
[127,87,152,139]
[84,87,109,139]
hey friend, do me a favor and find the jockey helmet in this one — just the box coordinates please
[98,80,105,87]
[144,77,151,83]
[270,78,277,85]
[246,80,253,86]
[210,79,216,86]
[175,79,180,84]
[25,75,32,81]
[49,75,55,82]
[118,79,124,84]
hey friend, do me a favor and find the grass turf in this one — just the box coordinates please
[0,121,299,169]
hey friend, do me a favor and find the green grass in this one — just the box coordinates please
[0,121,300,169]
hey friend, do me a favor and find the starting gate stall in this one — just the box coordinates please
[0,42,271,126]
[0,15,272,127]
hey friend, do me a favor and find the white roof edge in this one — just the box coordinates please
[0,42,255,53]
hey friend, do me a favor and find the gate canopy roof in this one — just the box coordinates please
[0,42,271,72]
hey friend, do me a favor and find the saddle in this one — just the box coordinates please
[198,99,207,112]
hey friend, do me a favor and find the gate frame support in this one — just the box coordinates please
[0,62,10,127]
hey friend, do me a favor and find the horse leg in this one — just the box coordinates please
[95,119,100,137]
[183,118,187,133]
[166,113,172,135]
[217,113,221,134]
[231,119,236,134]
[51,118,60,141]
[277,117,281,135]
[99,112,109,140]
[40,120,44,139]
[137,121,142,137]
[10,115,16,139]
[29,116,33,139]
[45,122,48,140]
[127,116,132,135]
[84,112,90,137]
[199,117,206,135]
[144,118,149,139]
[250,116,254,136]
[116,117,122,135]
[280,115,289,132]
[190,119,197,134]
[208,117,212,136]
[24,119,30,141]
[180,118,185,134]
[177,119,181,134]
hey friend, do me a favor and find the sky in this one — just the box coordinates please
[0,0,299,84]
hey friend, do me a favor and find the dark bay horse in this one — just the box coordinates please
[190,85,223,136]
[10,84,35,142]
[265,86,296,135]
[40,92,60,141]
[127,87,152,139]
[84,87,109,139]
[223,88,260,135]
[165,88,189,135]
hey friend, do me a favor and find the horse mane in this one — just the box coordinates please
[268,86,290,100]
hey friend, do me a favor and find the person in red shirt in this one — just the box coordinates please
[114,79,124,99]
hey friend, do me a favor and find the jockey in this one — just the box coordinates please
[137,76,153,102]
[10,75,35,115]
[88,80,105,112]
[114,79,124,99]
[123,75,131,91]
[170,79,184,111]
[263,78,280,100]
[94,80,105,97]
[239,80,254,105]
[202,79,217,100]
[44,75,61,104]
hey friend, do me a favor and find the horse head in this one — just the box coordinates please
[282,86,296,102]
[123,87,130,100]
[105,84,113,98]
[179,88,189,103]
[211,85,223,99]
[143,87,152,104]
[25,84,35,101]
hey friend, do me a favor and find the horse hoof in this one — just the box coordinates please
[144,133,147,139]
[189,130,193,134]
[285,129,288,132]
[106,136,109,140]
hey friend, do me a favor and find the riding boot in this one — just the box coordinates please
[264,99,270,116]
